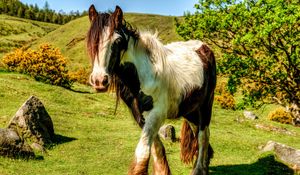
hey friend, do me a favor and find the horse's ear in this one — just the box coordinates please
[89,4,98,22]
[112,5,123,29]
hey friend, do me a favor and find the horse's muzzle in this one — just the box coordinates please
[94,85,108,92]
[90,74,109,93]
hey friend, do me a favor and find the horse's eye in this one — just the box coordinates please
[115,38,122,44]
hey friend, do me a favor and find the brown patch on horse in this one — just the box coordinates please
[128,158,149,175]
[152,137,171,175]
[196,43,216,70]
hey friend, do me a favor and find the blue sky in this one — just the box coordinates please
[20,0,199,16]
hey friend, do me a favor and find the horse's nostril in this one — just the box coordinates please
[95,79,100,86]
[102,75,109,86]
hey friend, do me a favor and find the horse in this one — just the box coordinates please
[86,5,216,175]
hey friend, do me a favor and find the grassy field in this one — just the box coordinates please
[0,72,299,175]
[30,14,182,72]
[0,15,59,58]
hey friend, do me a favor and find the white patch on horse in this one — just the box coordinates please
[121,31,205,118]
[90,27,121,86]
[135,132,150,163]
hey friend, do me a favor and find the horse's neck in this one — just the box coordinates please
[137,32,168,72]
[121,32,168,94]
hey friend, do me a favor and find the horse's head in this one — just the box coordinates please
[87,5,127,92]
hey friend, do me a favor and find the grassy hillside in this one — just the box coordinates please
[0,72,299,175]
[0,15,59,58]
[31,14,183,71]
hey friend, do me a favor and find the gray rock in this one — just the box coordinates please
[0,128,34,158]
[0,128,21,147]
[243,110,258,120]
[261,141,300,171]
[7,96,55,146]
[159,124,176,142]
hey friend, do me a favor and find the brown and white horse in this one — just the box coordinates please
[86,5,216,175]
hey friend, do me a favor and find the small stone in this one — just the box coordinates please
[243,110,258,120]
[159,124,176,142]
[261,140,276,152]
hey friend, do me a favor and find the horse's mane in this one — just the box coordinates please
[139,31,169,73]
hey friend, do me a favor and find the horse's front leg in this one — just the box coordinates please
[151,136,171,175]
[128,109,166,175]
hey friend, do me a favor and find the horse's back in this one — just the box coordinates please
[164,40,206,89]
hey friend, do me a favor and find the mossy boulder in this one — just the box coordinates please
[0,128,34,158]
[7,96,54,146]
[0,96,55,158]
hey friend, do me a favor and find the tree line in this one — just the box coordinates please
[0,0,87,24]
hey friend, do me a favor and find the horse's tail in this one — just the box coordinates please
[180,120,214,164]
[180,120,198,164]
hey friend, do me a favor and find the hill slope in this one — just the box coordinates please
[0,72,299,174]
[0,15,59,58]
[31,14,183,71]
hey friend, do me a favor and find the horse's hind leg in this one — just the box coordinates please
[192,126,210,175]
[192,104,213,175]
[151,136,171,175]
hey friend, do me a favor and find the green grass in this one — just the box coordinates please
[30,14,183,72]
[0,72,299,175]
[0,15,59,58]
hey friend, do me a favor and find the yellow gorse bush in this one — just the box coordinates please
[214,81,236,110]
[268,108,293,125]
[68,67,90,85]
[1,44,73,88]
[215,92,236,110]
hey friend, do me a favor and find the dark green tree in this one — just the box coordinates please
[17,5,24,18]
[24,8,34,19]
[43,1,50,11]
[176,0,300,121]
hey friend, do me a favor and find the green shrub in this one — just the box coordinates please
[1,44,73,88]
[268,108,293,125]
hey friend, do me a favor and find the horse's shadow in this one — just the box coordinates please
[210,155,294,175]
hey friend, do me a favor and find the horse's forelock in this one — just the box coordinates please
[87,13,116,62]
